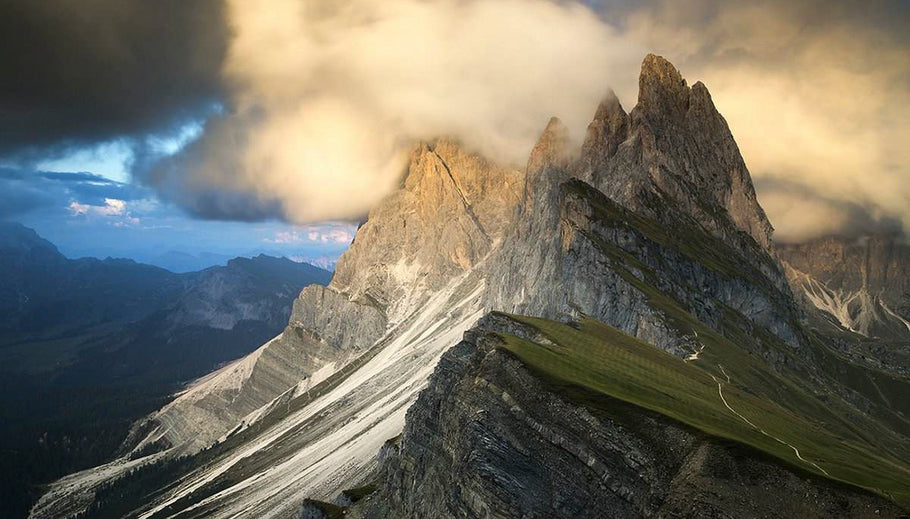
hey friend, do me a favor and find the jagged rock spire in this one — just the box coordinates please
[638,53,690,118]
[579,53,774,255]
[581,89,629,168]
[527,116,570,175]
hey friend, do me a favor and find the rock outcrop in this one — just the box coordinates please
[31,55,910,519]
[779,234,910,339]
[576,55,777,279]
[352,315,903,519]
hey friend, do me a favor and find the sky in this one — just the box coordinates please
[0,0,907,266]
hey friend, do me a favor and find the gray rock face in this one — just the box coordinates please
[779,234,910,339]
[32,54,910,519]
[576,55,776,277]
[482,57,802,353]
[291,284,387,354]
[353,315,901,519]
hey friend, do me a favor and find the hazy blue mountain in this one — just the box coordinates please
[148,250,234,273]
[0,221,332,519]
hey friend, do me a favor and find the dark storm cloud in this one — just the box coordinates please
[0,167,152,218]
[0,0,228,158]
[131,116,287,223]
[174,190,286,223]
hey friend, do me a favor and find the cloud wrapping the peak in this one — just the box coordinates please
[609,0,910,241]
[140,0,645,223]
[2,0,907,242]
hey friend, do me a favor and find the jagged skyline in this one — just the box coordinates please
[0,0,907,253]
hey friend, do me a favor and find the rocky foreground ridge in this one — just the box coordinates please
[30,55,910,519]
[350,314,904,519]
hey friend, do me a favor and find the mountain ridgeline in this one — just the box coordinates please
[780,234,910,340]
[0,222,331,519]
[30,55,910,519]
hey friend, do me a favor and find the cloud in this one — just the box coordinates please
[0,0,227,157]
[754,178,902,243]
[138,0,645,223]
[0,168,152,219]
[68,198,141,226]
[266,231,303,244]
[264,225,355,245]
[2,0,908,242]
[136,0,909,241]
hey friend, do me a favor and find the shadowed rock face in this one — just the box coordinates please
[351,316,903,519]
[780,234,910,339]
[483,55,800,353]
[31,55,910,519]
[578,54,775,264]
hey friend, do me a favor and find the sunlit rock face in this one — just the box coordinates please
[30,55,908,519]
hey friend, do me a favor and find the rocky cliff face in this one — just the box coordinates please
[779,234,910,339]
[31,55,910,519]
[483,55,799,355]
[351,315,902,519]
[29,138,522,519]
[577,56,775,261]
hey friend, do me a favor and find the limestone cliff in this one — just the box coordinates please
[30,55,910,519]
[779,234,910,339]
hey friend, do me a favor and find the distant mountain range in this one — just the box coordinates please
[18,55,910,519]
[0,222,332,519]
[780,234,910,340]
[146,250,236,273]
[147,250,339,274]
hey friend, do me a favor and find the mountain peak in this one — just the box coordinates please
[638,53,689,116]
[530,117,570,167]
[577,54,775,265]
[0,221,60,255]
[581,90,629,163]
[525,117,571,204]
[528,117,569,173]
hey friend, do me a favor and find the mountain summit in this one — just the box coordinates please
[31,55,910,519]
[580,55,774,254]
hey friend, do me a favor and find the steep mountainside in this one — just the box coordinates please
[779,234,910,340]
[0,223,331,519]
[31,55,910,519]
[353,314,904,519]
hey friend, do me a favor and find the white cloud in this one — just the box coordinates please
[143,0,909,241]
[264,225,354,245]
[67,198,140,226]
[150,0,644,223]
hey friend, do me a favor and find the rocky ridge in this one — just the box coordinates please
[351,314,903,519]
[30,55,910,519]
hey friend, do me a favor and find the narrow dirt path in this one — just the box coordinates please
[711,371,830,477]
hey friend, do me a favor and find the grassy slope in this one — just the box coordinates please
[496,313,910,507]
